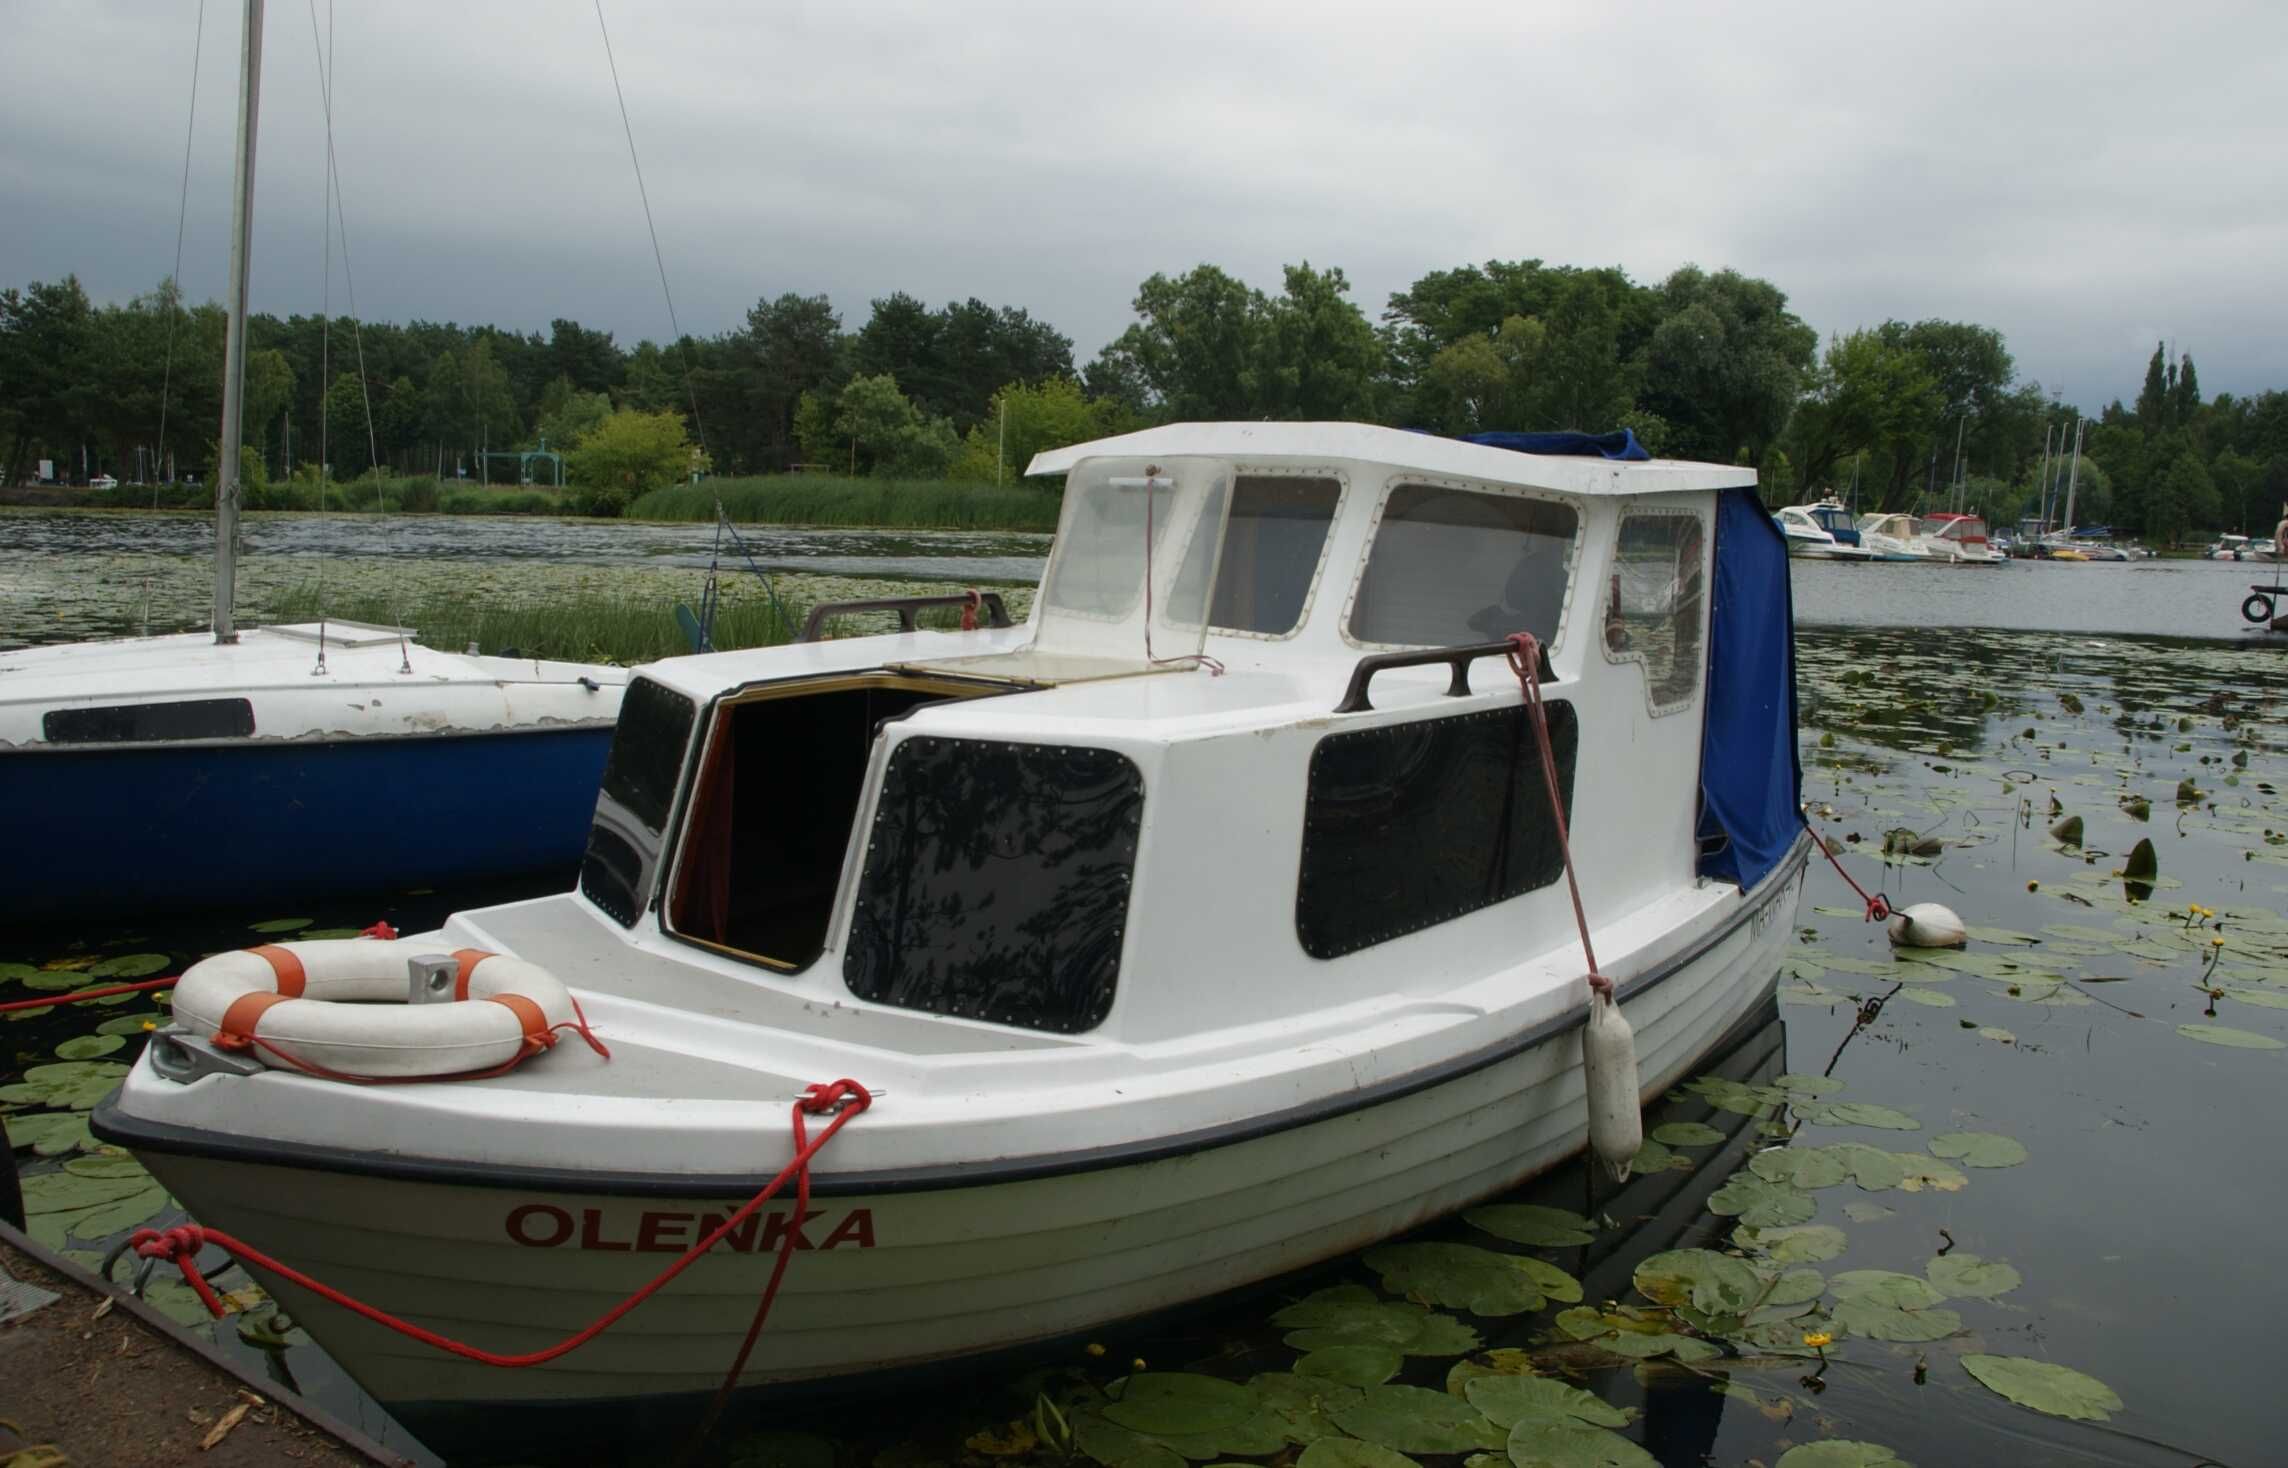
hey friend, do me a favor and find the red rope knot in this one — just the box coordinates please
[799,1079,873,1116]
[960,589,981,632]
[1865,895,1891,922]
[131,1224,208,1263]
[360,920,399,940]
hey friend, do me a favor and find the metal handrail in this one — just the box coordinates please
[1332,638,1554,714]
[799,593,1013,643]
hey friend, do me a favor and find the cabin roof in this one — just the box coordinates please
[1026,421,1757,495]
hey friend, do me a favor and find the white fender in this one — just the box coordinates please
[1582,986,1642,1184]
[1885,902,1967,949]
[170,938,579,1079]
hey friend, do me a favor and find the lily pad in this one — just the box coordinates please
[1830,1270,1947,1308]
[248,918,313,934]
[1735,1223,1847,1263]
[2220,987,2288,1010]
[1830,1297,1962,1342]
[1626,1137,1686,1174]
[1249,1373,1360,1444]
[2177,1024,2285,1049]
[1463,1204,1597,1248]
[1363,1245,1579,1317]
[1463,1376,1631,1430]
[1841,1202,1895,1223]
[1102,1375,1255,1436]
[1774,1444,1911,1468]
[1706,1175,1817,1226]
[1759,1266,1827,1307]
[1330,1385,1503,1454]
[1928,1132,2028,1168]
[1502,1422,1656,1468]
[1963,926,2041,945]
[1825,1143,1907,1191]
[4,1112,93,1156]
[1776,1074,1845,1095]
[1892,987,1958,1007]
[1275,1288,1480,1355]
[1749,1148,1849,1189]
[1961,1354,2122,1422]
[54,1034,124,1060]
[1795,1101,1922,1131]
[95,1012,167,1036]
[88,952,169,979]
[1648,1122,1725,1148]
[21,1171,151,1215]
[1297,1443,1419,1468]
[1892,1155,1970,1193]
[1632,1249,1761,1315]
[1926,1254,2022,1299]
[1294,1347,1403,1388]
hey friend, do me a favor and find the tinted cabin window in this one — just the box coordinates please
[579,677,697,927]
[845,738,1143,1033]
[1297,704,1578,960]
[43,698,254,744]
[1207,476,1341,635]
[1603,511,1706,714]
[1350,485,1577,648]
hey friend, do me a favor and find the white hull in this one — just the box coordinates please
[132,852,1806,1412]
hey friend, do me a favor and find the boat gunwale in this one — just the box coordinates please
[91,835,1810,1198]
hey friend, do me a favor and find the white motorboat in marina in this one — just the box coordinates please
[96,422,1811,1423]
[1853,511,1937,561]
[1919,512,2006,565]
[1774,500,1874,560]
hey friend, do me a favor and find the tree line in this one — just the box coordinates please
[4,261,2285,539]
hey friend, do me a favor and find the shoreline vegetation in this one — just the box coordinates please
[2,472,1062,533]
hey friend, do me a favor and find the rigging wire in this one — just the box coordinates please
[305,0,408,670]
[312,0,333,670]
[594,0,786,648]
[144,0,207,636]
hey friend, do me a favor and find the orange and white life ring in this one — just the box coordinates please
[170,938,583,1080]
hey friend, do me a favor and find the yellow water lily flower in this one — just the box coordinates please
[1802,1331,1834,1348]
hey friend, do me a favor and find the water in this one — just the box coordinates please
[5,508,2287,1465]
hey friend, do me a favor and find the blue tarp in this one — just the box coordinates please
[1457,429,1651,461]
[1696,488,1802,890]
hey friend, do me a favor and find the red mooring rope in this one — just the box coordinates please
[0,976,180,1014]
[1800,808,1890,921]
[131,1079,872,1378]
[1505,632,1611,998]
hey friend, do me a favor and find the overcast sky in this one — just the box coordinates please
[6,1,2285,411]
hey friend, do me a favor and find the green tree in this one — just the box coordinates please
[1639,265,1816,466]
[1784,330,1942,503]
[1251,262,1386,420]
[1093,265,1265,419]
[319,371,375,477]
[830,374,959,478]
[948,377,1137,483]
[569,408,701,515]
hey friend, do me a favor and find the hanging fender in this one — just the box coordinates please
[170,938,582,1080]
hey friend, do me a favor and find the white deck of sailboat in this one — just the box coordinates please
[0,622,625,746]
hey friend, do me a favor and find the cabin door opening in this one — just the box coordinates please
[665,674,1014,971]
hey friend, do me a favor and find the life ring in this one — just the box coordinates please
[169,938,582,1080]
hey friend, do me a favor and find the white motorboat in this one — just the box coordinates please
[1919,512,2006,565]
[97,422,1811,1425]
[1773,500,1874,560]
[2209,535,2254,561]
[1854,511,1938,561]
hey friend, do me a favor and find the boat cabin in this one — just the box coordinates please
[1922,512,1991,548]
[571,424,1802,1044]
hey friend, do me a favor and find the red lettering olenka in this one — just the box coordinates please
[505,1203,879,1251]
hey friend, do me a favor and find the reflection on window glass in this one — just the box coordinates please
[1350,484,1577,648]
[580,677,697,927]
[845,738,1143,1033]
[1297,704,1578,959]
[1041,481,1165,620]
[1203,476,1341,635]
[1603,511,1706,712]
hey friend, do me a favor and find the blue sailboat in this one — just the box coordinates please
[0,0,624,922]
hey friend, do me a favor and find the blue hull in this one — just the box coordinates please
[1,727,613,922]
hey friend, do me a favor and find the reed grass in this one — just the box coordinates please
[629,474,1061,532]
[264,584,799,665]
[42,478,568,516]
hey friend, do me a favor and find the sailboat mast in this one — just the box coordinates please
[213,0,264,644]
[2062,418,2085,535]
[2035,425,2053,533]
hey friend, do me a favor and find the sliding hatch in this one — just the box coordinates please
[662,672,1017,972]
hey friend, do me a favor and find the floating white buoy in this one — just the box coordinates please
[1582,985,1642,1184]
[1886,902,1968,949]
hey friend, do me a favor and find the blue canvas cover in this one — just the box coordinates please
[1458,429,1651,461]
[1696,487,1803,889]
